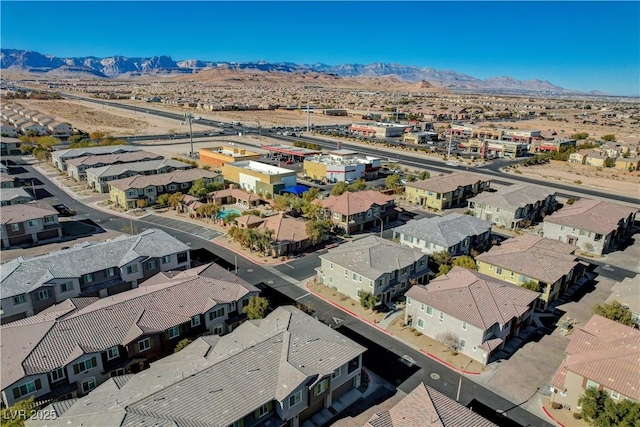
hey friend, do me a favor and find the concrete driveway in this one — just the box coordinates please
[139,214,222,240]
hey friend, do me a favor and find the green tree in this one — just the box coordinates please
[359,291,378,310]
[578,386,640,427]
[68,134,87,144]
[347,179,367,192]
[592,300,634,326]
[222,211,240,226]
[418,170,430,180]
[243,296,270,320]
[572,132,589,140]
[156,193,170,207]
[196,203,221,219]
[521,280,541,292]
[406,173,416,182]
[35,135,62,148]
[189,178,211,199]
[306,219,333,245]
[385,174,402,189]
[603,157,615,168]
[168,192,183,210]
[32,146,51,162]
[19,143,34,154]
[601,134,616,142]
[89,130,107,140]
[174,338,193,353]
[452,255,477,270]
[431,250,452,267]
[1,396,34,427]
[331,181,349,196]
[436,264,451,277]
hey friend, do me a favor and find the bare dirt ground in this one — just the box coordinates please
[505,162,640,196]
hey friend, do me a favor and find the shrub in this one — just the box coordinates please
[573,180,582,184]
[413,331,422,336]
[552,402,562,410]
[514,169,523,174]
[573,412,582,420]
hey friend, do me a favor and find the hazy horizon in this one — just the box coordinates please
[1,1,638,96]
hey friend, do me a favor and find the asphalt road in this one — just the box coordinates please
[7,155,550,427]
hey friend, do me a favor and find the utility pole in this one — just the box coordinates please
[184,112,195,157]
[447,116,455,161]
[306,87,311,132]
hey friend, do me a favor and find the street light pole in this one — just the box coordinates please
[456,359,474,402]
[184,112,195,157]
[306,87,311,132]
[447,116,455,161]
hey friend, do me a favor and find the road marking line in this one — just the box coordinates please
[294,293,310,300]
[283,263,295,269]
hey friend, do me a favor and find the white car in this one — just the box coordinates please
[446,162,459,167]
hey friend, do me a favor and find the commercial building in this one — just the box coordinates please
[403,132,439,144]
[303,149,381,183]
[108,169,223,209]
[1,263,259,408]
[405,267,539,364]
[86,159,194,193]
[26,306,366,427]
[222,160,297,197]
[476,234,583,311]
[52,146,142,171]
[349,122,408,138]
[550,315,640,412]
[261,144,322,162]
[318,236,429,305]
[542,199,637,255]
[0,201,62,249]
[405,172,491,210]
[0,228,191,324]
[198,145,261,167]
[66,151,164,181]
[467,185,557,229]
[463,139,528,158]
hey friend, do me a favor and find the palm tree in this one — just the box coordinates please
[260,228,275,256]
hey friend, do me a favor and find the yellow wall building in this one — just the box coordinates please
[199,146,261,167]
[405,172,490,210]
[221,160,297,196]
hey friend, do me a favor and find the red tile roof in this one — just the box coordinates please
[318,190,395,216]
[544,199,637,235]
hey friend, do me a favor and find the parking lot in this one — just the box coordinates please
[140,214,221,241]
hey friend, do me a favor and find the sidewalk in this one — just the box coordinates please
[306,280,484,376]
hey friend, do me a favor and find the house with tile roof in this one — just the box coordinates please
[51,145,142,171]
[0,187,33,206]
[476,234,584,311]
[405,267,539,364]
[318,235,429,305]
[66,150,164,181]
[550,315,640,412]
[393,213,492,256]
[1,172,16,188]
[467,185,557,229]
[0,229,191,324]
[1,263,260,408]
[0,201,62,249]
[258,213,312,256]
[405,172,491,210]
[317,190,397,235]
[605,274,640,327]
[364,382,497,427]
[86,158,194,193]
[108,169,223,209]
[542,199,637,255]
[25,306,366,427]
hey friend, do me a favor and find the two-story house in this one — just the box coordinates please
[0,201,62,248]
[467,185,557,229]
[65,151,164,181]
[476,234,584,311]
[0,187,33,206]
[86,159,194,193]
[0,228,191,324]
[51,146,142,172]
[317,190,397,235]
[405,172,491,210]
[25,306,366,427]
[393,213,493,256]
[109,169,223,209]
[550,315,640,413]
[318,235,430,305]
[1,263,260,408]
[405,267,539,365]
[543,199,637,255]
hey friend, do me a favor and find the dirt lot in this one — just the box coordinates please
[505,162,640,196]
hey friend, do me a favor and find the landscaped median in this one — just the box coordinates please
[307,279,488,375]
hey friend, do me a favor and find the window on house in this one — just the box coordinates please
[81,377,96,394]
[314,378,329,396]
[13,294,27,305]
[138,338,151,352]
[36,289,50,301]
[83,273,93,284]
[418,258,426,267]
[352,273,360,282]
[50,367,66,383]
[257,403,271,418]
[11,224,19,231]
[401,267,408,275]
[289,390,302,407]
[12,379,42,399]
[147,260,157,270]
[214,324,224,335]
[106,268,115,277]
[73,357,97,374]
[60,281,74,293]
[401,281,406,289]
[426,306,433,316]
[594,234,603,241]
[610,391,620,400]
[146,188,154,193]
[462,321,467,330]
[586,379,599,389]
[96,342,115,360]
[332,367,341,378]
[168,326,180,339]
[210,307,225,320]
[329,276,333,283]
[191,315,201,327]
[460,339,466,348]
[161,255,172,264]
[330,263,333,270]
[44,216,55,224]
[417,318,425,329]
[496,267,503,275]
[439,312,444,321]
[126,265,139,274]
[27,219,38,227]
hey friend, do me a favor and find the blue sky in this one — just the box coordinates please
[2,2,638,95]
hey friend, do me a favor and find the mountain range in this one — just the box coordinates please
[0,48,583,94]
